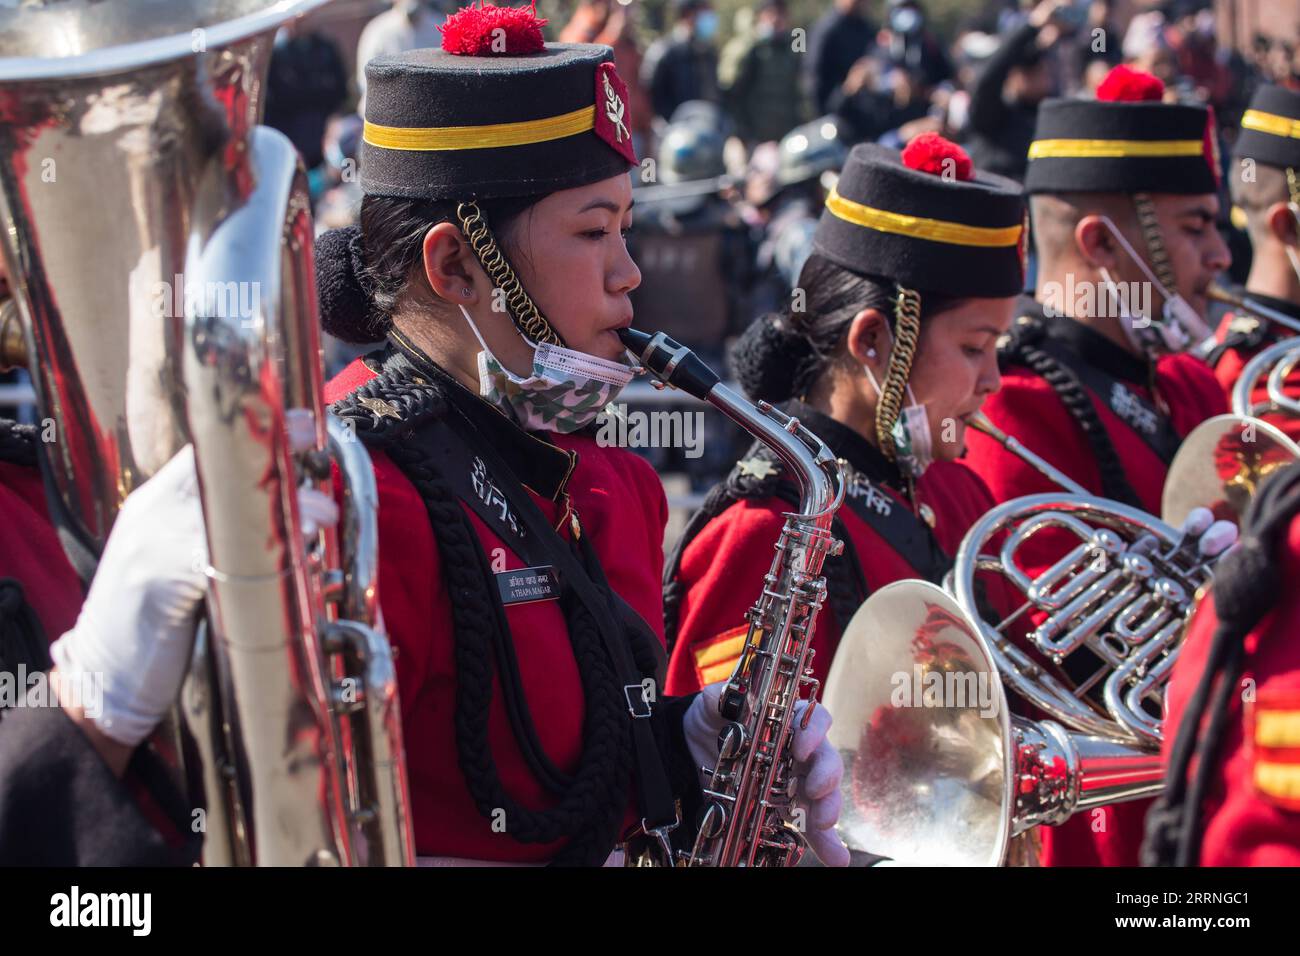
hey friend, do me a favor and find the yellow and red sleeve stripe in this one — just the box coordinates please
[692,625,749,687]
[1251,695,1300,810]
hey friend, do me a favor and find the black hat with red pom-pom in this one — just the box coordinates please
[811,135,1027,299]
[1024,65,1219,196]
[360,1,636,202]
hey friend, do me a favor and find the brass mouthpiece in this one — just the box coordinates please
[965,410,1006,443]
[0,296,27,371]
[1206,283,1239,308]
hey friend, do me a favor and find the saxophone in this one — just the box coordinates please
[618,328,845,867]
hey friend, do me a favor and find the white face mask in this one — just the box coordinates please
[459,305,634,434]
[863,327,933,478]
[1096,215,1212,358]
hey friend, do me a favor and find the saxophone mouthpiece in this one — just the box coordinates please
[618,326,721,401]
[616,326,652,356]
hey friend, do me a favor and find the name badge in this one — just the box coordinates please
[496,565,562,606]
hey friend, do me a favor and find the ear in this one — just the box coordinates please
[422,221,485,305]
[845,307,890,378]
[1265,201,1300,246]
[1075,214,1121,271]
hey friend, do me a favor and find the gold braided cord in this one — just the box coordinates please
[875,285,921,462]
[1132,193,1178,302]
[1287,167,1300,208]
[455,201,563,347]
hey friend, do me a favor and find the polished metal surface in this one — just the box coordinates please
[824,580,1012,866]
[825,580,1164,867]
[624,331,845,866]
[0,0,412,866]
[950,494,1209,748]
[1230,337,1300,421]
[1208,283,1300,338]
[1162,413,1300,528]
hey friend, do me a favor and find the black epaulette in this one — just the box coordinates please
[0,420,38,468]
[330,352,446,447]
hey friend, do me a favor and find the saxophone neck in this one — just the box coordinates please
[619,327,844,524]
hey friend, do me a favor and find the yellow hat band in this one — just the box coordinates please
[364,105,596,152]
[1242,108,1300,141]
[1027,137,1204,159]
[824,187,1023,248]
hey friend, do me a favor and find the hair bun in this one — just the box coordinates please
[728,313,817,404]
[316,225,391,344]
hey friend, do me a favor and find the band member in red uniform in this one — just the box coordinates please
[1146,462,1300,866]
[962,65,1231,866]
[664,135,1024,700]
[0,422,83,680]
[1204,84,1300,440]
[0,262,84,677]
[316,4,845,866]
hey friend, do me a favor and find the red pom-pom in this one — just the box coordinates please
[1095,65,1165,103]
[901,132,974,181]
[439,1,547,56]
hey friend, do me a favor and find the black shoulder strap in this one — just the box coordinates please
[1035,336,1183,465]
[426,411,676,837]
[839,466,952,584]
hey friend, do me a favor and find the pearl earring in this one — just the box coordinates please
[866,348,877,359]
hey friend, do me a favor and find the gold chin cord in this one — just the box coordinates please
[874,284,921,463]
[0,0,414,866]
[455,200,564,347]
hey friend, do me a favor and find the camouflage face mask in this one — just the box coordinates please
[460,305,633,434]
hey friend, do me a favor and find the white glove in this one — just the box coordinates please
[50,439,339,748]
[684,682,850,867]
[1180,506,1239,559]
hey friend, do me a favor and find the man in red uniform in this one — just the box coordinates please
[1146,462,1300,865]
[0,255,84,700]
[963,65,1231,866]
[1204,84,1300,441]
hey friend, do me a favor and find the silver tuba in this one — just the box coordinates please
[0,0,413,865]
[619,327,844,866]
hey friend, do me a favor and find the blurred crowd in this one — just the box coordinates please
[258,0,1300,481]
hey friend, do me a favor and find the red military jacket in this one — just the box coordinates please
[962,301,1226,867]
[1206,290,1300,444]
[1162,512,1300,865]
[665,402,998,697]
[965,300,1228,515]
[326,346,672,862]
[0,453,83,644]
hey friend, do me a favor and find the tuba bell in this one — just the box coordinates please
[0,0,413,865]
